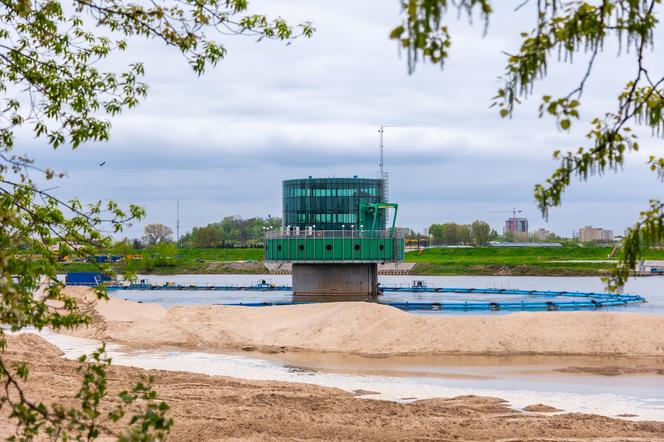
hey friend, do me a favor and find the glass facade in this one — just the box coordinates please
[283,177,384,230]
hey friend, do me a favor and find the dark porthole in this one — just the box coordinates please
[379,244,384,250]
[277,245,282,251]
[299,244,304,251]
[326,244,332,251]
[354,244,360,251]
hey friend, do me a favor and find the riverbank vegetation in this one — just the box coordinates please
[57,245,664,276]
[405,247,661,276]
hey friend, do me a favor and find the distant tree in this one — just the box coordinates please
[110,239,132,256]
[458,224,472,244]
[429,222,472,245]
[151,242,178,267]
[189,225,223,248]
[181,216,282,248]
[529,231,562,243]
[428,223,444,245]
[447,223,470,245]
[441,223,457,245]
[154,241,178,257]
[503,231,516,243]
[143,223,173,246]
[131,238,145,250]
[471,220,492,246]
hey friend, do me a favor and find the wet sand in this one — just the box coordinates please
[245,349,664,380]
[3,334,664,441]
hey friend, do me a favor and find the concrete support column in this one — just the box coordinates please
[292,263,378,295]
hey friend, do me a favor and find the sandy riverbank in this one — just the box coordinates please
[2,333,664,441]
[62,286,664,357]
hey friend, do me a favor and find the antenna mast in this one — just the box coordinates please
[378,125,396,179]
[379,125,385,180]
[378,125,396,201]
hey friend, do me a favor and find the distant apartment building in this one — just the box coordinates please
[579,226,614,243]
[534,228,553,241]
[504,217,528,235]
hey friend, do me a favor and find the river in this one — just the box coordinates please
[109,274,664,315]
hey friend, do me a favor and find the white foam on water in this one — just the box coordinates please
[20,330,664,422]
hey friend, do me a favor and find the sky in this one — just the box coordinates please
[20,1,664,239]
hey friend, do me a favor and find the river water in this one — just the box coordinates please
[112,274,664,315]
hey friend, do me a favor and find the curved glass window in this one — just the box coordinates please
[282,177,384,230]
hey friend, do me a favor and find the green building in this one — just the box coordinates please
[265,176,405,295]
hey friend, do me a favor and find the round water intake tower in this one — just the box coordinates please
[265,176,405,295]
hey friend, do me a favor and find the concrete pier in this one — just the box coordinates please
[292,263,378,295]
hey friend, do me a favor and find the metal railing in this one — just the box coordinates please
[265,229,406,239]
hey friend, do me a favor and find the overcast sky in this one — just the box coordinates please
[21,1,664,239]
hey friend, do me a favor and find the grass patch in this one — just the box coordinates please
[405,246,664,276]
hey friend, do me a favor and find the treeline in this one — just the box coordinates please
[180,216,281,248]
[428,221,498,246]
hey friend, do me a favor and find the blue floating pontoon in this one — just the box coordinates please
[96,279,647,312]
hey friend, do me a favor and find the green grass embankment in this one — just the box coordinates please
[405,246,664,276]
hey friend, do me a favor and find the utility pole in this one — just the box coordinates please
[176,200,180,247]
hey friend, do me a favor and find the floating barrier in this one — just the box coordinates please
[107,282,291,292]
[101,281,647,312]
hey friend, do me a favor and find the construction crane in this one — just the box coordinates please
[489,208,523,234]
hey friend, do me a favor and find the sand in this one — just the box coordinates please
[2,333,664,441]
[63,286,664,357]
[558,366,664,376]
[523,403,563,412]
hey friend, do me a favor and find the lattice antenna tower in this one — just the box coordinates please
[378,125,396,202]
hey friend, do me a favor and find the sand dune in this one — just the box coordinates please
[65,286,664,357]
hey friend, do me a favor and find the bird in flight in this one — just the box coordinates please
[99,161,106,167]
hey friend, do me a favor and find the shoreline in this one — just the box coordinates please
[58,264,616,277]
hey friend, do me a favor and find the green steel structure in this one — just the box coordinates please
[267,176,404,295]
[265,230,404,263]
[267,177,404,264]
